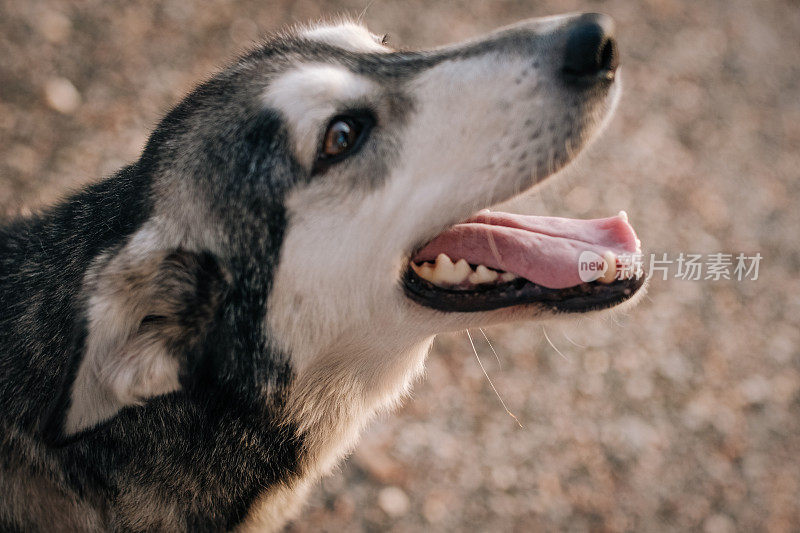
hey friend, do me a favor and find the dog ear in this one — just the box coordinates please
[63,249,229,435]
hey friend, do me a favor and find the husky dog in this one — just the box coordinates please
[0,13,643,531]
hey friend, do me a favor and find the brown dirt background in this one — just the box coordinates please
[1,0,799,531]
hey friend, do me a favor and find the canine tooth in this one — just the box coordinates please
[599,251,617,284]
[469,265,499,284]
[618,210,628,222]
[500,272,518,282]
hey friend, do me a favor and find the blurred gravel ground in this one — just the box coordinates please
[2,0,799,531]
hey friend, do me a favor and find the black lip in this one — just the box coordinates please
[402,268,646,314]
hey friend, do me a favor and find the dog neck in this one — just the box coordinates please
[293,335,433,472]
[241,335,434,531]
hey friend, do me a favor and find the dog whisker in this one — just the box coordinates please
[560,327,586,348]
[466,330,522,428]
[357,0,377,23]
[542,326,570,361]
[478,327,502,369]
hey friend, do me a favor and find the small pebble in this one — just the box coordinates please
[377,486,410,517]
[44,77,81,114]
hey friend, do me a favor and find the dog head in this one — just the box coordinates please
[264,15,643,371]
[63,14,644,436]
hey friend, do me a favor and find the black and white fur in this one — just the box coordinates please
[0,15,622,531]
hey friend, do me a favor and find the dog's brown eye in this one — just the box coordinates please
[313,112,375,174]
[322,119,358,157]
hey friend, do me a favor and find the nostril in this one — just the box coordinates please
[599,38,617,72]
[562,14,618,84]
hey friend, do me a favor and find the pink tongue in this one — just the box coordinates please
[412,212,640,289]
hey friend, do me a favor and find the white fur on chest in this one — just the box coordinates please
[239,339,433,532]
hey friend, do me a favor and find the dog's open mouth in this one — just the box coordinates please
[403,210,645,313]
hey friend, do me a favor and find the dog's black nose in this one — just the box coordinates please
[562,13,618,84]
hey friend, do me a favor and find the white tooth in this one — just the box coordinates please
[413,262,436,283]
[479,265,499,282]
[618,210,628,222]
[453,259,473,283]
[500,272,518,282]
[422,263,436,280]
[469,264,499,284]
[435,253,453,268]
[430,255,471,285]
[599,251,617,284]
[431,254,458,285]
